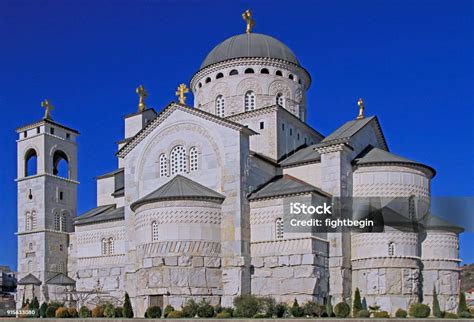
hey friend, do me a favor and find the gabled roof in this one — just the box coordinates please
[45,273,76,286]
[75,205,124,226]
[354,146,436,178]
[17,273,42,285]
[316,116,388,150]
[248,175,331,201]
[117,102,257,158]
[420,213,464,233]
[279,144,321,167]
[130,175,225,211]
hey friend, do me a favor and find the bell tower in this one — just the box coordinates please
[16,99,79,304]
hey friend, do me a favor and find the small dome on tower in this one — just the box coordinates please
[200,33,300,69]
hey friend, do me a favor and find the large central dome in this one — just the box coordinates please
[200,33,300,69]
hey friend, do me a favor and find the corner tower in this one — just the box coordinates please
[16,100,79,304]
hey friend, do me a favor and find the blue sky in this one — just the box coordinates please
[0,0,472,269]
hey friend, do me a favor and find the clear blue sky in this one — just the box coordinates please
[0,0,472,269]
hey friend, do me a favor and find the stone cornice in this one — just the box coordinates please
[314,143,353,154]
[16,229,70,236]
[16,118,79,134]
[16,173,79,184]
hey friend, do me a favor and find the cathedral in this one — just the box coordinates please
[15,11,462,316]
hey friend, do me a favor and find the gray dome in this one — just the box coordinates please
[200,33,300,69]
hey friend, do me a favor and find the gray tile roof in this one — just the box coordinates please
[131,175,225,211]
[96,168,124,179]
[354,146,435,177]
[248,175,331,201]
[420,213,464,233]
[17,273,42,285]
[279,145,321,167]
[75,205,124,226]
[45,273,76,286]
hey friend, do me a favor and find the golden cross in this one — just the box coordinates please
[242,9,255,34]
[175,83,189,105]
[357,98,365,120]
[41,99,54,120]
[136,85,148,112]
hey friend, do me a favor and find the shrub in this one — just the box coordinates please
[353,288,363,317]
[395,308,408,318]
[115,306,123,317]
[146,306,162,318]
[444,312,459,319]
[325,295,334,317]
[334,302,351,318]
[91,305,105,318]
[197,299,214,318]
[302,301,324,317]
[55,307,70,318]
[39,302,48,318]
[29,296,40,316]
[67,307,78,318]
[275,303,288,318]
[357,309,370,318]
[164,304,175,318]
[458,292,468,315]
[259,297,277,317]
[290,299,304,317]
[216,311,232,318]
[46,304,60,318]
[433,286,442,318]
[458,311,471,319]
[233,295,261,318]
[104,303,116,318]
[167,310,183,318]
[123,292,134,318]
[373,311,390,318]
[182,299,198,318]
[79,306,91,318]
[409,303,431,318]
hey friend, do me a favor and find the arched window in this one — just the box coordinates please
[108,238,114,255]
[276,70,283,76]
[170,145,187,175]
[198,82,202,88]
[276,93,284,107]
[388,242,395,256]
[216,95,225,117]
[53,150,69,178]
[190,147,198,171]
[54,212,60,231]
[60,213,67,232]
[27,260,32,273]
[260,68,269,74]
[159,154,168,177]
[244,68,254,74]
[25,149,38,177]
[244,91,256,111]
[31,211,37,230]
[275,218,284,239]
[101,238,108,255]
[216,72,224,79]
[205,77,211,84]
[152,221,159,241]
[25,212,31,231]
[229,69,238,76]
[288,74,294,80]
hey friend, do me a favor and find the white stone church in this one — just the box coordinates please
[15,12,463,316]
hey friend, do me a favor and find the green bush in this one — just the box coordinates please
[67,307,79,318]
[196,299,214,318]
[357,309,370,317]
[458,311,471,319]
[164,304,175,318]
[334,302,351,318]
[182,299,198,318]
[275,303,288,318]
[444,312,458,319]
[146,306,162,318]
[115,306,123,317]
[409,303,431,318]
[259,297,277,317]
[373,311,390,318]
[302,301,324,317]
[458,292,468,315]
[325,295,334,317]
[253,312,270,318]
[353,288,363,317]
[290,299,304,317]
[79,306,91,318]
[39,302,48,318]
[123,292,134,318]
[433,286,442,318]
[91,305,105,318]
[216,311,232,318]
[395,308,408,318]
[45,303,60,318]
[104,303,116,318]
[28,296,40,316]
[233,295,261,318]
[55,307,70,318]
[167,310,183,318]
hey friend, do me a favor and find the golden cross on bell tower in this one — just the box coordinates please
[41,99,54,120]
[136,85,148,112]
[175,83,189,105]
[357,98,365,120]
[242,9,255,34]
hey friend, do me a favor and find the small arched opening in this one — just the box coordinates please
[229,69,239,76]
[53,150,69,178]
[244,68,255,74]
[25,149,38,177]
[216,72,224,79]
[275,70,283,76]
[260,68,269,74]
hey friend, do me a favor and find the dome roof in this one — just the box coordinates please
[200,33,300,69]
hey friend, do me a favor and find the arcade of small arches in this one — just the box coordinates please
[214,91,286,116]
[101,237,115,256]
[159,145,199,177]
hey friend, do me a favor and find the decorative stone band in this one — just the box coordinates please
[421,258,462,270]
[351,256,420,269]
[314,143,352,154]
[16,172,79,184]
[76,254,126,268]
[138,240,221,257]
[251,237,329,257]
[16,229,70,236]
